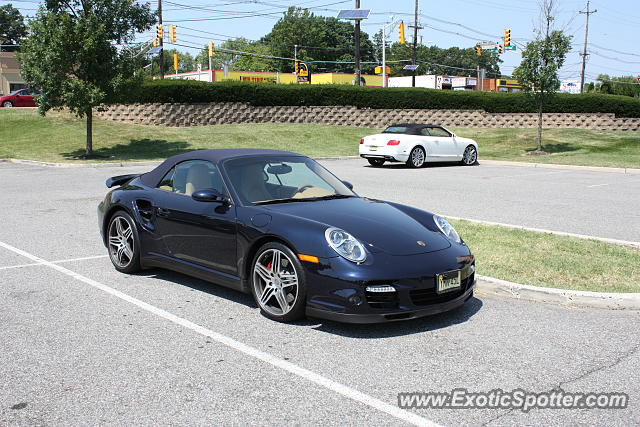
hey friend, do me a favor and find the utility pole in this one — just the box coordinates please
[158,0,164,79]
[579,0,597,93]
[294,44,298,83]
[409,0,422,87]
[354,0,361,86]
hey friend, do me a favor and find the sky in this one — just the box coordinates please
[4,0,640,82]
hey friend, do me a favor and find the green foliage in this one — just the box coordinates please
[261,7,375,73]
[111,79,640,118]
[19,0,155,154]
[385,44,502,77]
[194,38,278,72]
[0,4,27,49]
[586,74,640,98]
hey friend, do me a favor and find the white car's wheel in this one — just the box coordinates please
[406,146,426,168]
[461,145,478,166]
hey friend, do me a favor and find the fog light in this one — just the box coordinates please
[348,295,363,305]
[365,285,396,293]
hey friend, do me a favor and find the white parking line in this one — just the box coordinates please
[0,254,108,271]
[0,240,439,427]
[587,183,610,188]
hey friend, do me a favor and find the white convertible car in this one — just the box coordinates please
[359,123,479,168]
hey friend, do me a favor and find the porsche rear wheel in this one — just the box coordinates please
[251,242,306,322]
[461,145,478,166]
[367,158,385,167]
[107,211,141,273]
[407,146,426,168]
[2,101,13,108]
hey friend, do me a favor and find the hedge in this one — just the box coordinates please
[110,80,640,118]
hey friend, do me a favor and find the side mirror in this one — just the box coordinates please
[192,188,227,203]
[342,180,354,190]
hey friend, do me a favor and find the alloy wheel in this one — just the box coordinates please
[463,146,477,165]
[410,147,425,167]
[253,249,299,316]
[2,101,13,108]
[108,216,135,268]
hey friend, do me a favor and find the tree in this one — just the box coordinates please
[19,0,155,157]
[261,7,375,74]
[586,74,640,98]
[161,49,195,74]
[0,4,27,50]
[194,38,278,72]
[513,0,572,152]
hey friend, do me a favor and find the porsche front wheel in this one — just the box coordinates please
[107,211,141,273]
[251,242,306,322]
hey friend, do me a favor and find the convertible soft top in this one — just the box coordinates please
[139,148,300,187]
[383,123,443,135]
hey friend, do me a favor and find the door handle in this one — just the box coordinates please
[156,207,170,217]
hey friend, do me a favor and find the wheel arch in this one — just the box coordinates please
[241,234,300,290]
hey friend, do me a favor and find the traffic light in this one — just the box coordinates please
[398,22,406,44]
[156,24,163,40]
[504,29,511,47]
[169,25,176,43]
[475,46,482,56]
[499,44,504,54]
[295,60,299,75]
[208,41,215,56]
[152,37,158,47]
[173,53,178,72]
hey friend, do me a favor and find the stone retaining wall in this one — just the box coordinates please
[96,103,640,131]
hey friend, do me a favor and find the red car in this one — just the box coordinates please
[0,88,40,108]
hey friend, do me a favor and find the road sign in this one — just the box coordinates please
[337,9,370,20]
[480,42,498,50]
[148,47,162,54]
[505,45,517,51]
[403,64,419,71]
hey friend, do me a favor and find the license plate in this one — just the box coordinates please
[437,270,461,293]
[369,146,377,151]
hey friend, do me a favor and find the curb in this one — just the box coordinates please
[443,215,640,249]
[476,275,640,310]
[479,159,640,175]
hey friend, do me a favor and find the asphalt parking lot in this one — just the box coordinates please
[1,160,639,426]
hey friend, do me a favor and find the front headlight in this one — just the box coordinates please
[433,215,462,244]
[325,227,367,263]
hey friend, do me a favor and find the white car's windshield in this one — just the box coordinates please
[225,156,355,205]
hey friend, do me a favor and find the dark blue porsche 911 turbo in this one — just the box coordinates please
[98,149,476,323]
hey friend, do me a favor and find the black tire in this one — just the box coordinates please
[250,241,307,323]
[406,146,426,168]
[367,158,385,167]
[107,211,142,273]
[2,101,13,108]
[461,145,478,166]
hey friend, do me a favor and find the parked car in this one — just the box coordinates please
[0,88,40,108]
[359,123,479,168]
[98,149,476,323]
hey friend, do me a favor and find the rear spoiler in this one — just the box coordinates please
[106,174,140,188]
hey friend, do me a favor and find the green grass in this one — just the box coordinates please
[1,109,638,167]
[0,109,377,162]
[451,219,640,293]
[450,127,640,168]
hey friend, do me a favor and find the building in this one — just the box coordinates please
[164,70,384,87]
[480,78,522,92]
[388,75,478,90]
[0,52,26,96]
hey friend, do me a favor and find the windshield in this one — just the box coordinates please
[224,156,356,205]
[382,126,410,134]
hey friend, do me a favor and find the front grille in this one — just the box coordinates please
[409,274,473,306]
[365,290,399,309]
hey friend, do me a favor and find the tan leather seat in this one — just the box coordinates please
[236,163,273,203]
[185,163,213,196]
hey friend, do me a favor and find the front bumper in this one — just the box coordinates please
[307,282,475,323]
[303,246,477,323]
